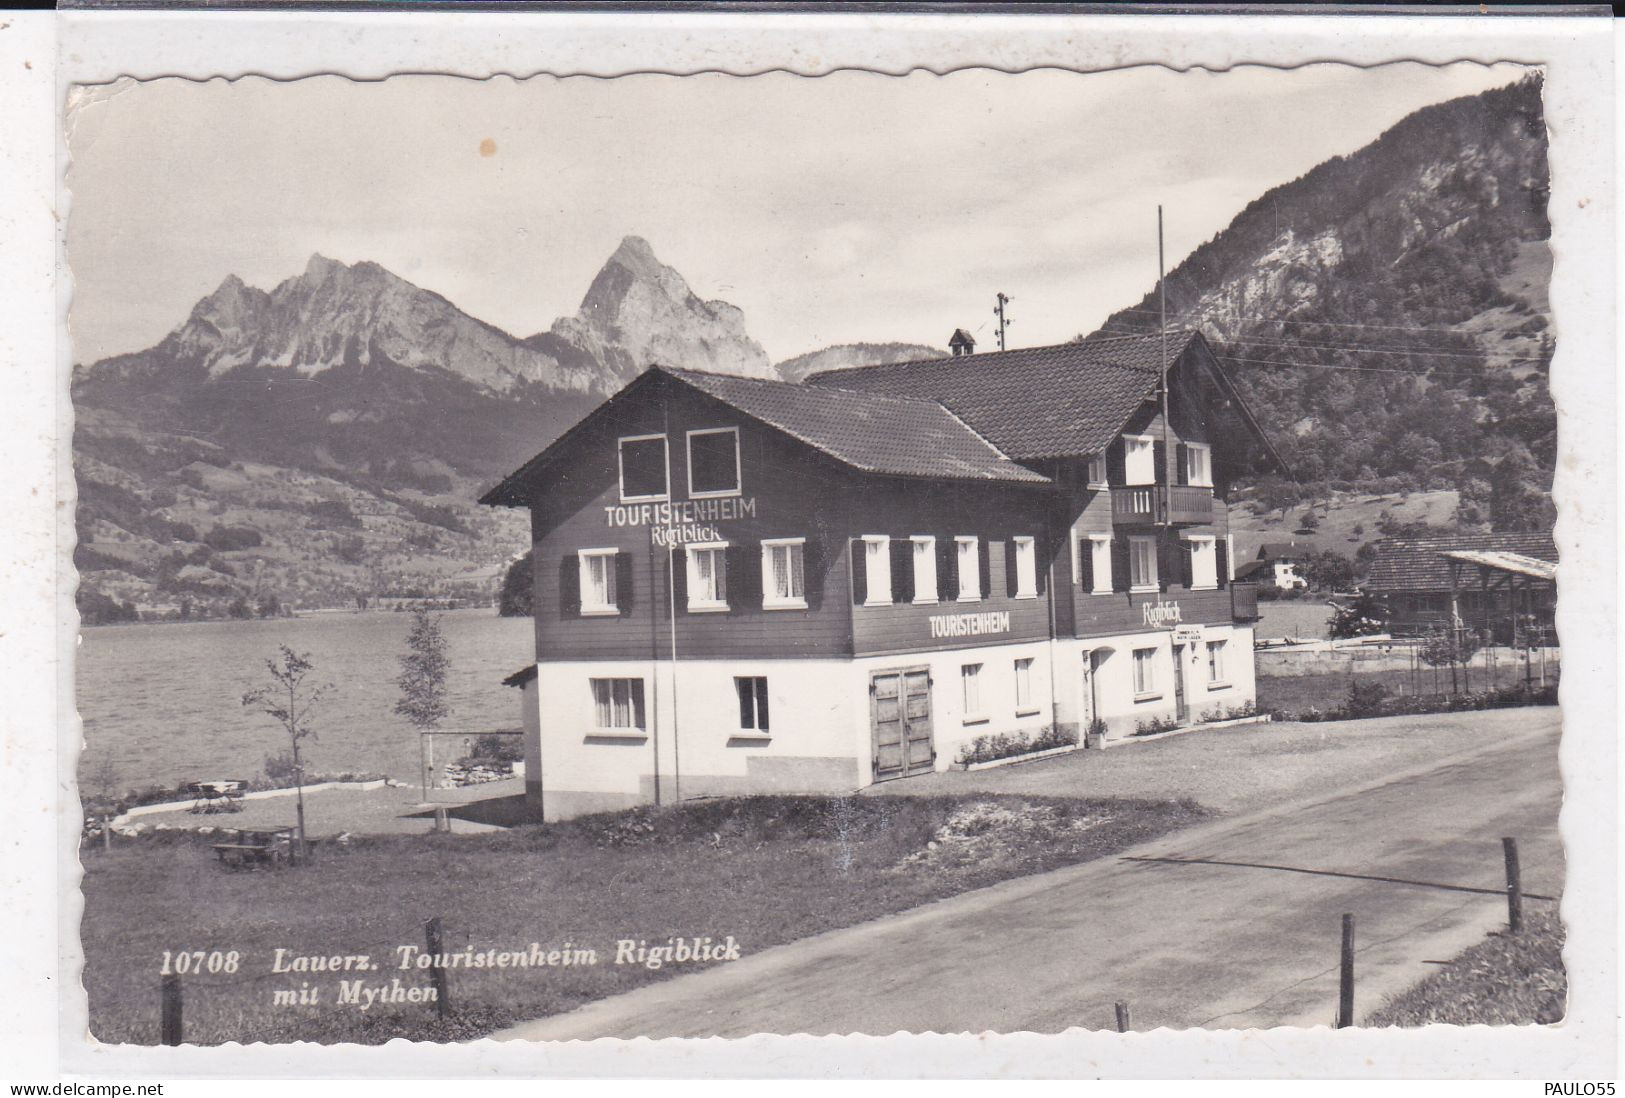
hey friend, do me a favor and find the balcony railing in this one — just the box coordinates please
[1231,582,1260,622]
[1110,484,1214,525]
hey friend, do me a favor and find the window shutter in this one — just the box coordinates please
[1003,539,1018,600]
[614,551,634,615]
[671,547,688,610]
[1176,443,1189,486]
[1153,439,1168,486]
[1111,537,1130,592]
[891,538,913,604]
[728,544,755,609]
[1078,538,1093,591]
[1107,439,1126,485]
[558,553,581,616]
[850,539,868,606]
[801,538,822,608]
[938,537,956,598]
[1180,539,1194,589]
[1215,538,1228,589]
[978,541,992,600]
[1158,535,1175,593]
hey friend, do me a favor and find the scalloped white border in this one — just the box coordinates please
[2,9,1613,1080]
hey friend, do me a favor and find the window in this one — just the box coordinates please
[1207,640,1228,686]
[1186,535,1218,591]
[1132,648,1158,698]
[760,538,806,609]
[1014,657,1035,713]
[736,676,770,732]
[686,543,728,611]
[577,549,618,615]
[591,678,646,731]
[1123,434,1156,486]
[861,535,891,607]
[1089,535,1113,594]
[956,536,981,601]
[687,427,741,498]
[1129,535,1159,592]
[961,663,983,719]
[911,536,938,604]
[1013,536,1038,599]
[1184,442,1212,488]
[1086,453,1108,488]
[618,435,668,502]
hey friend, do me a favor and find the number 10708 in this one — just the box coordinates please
[159,950,241,975]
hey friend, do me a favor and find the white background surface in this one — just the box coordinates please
[0,7,1615,1083]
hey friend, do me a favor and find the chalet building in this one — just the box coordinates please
[1364,532,1557,643]
[482,331,1285,820]
[1234,542,1309,590]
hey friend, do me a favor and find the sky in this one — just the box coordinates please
[65,62,1529,365]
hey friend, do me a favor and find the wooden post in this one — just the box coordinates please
[424,916,450,1019]
[1503,837,1523,932]
[434,805,449,833]
[1114,1000,1132,1033]
[101,815,112,852]
[1336,913,1355,1029]
[160,973,182,1046]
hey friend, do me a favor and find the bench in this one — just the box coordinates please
[211,826,296,870]
[186,779,248,815]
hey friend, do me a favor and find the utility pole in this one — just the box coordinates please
[993,292,1013,351]
[1158,205,1172,529]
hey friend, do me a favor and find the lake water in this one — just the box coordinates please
[76,610,534,794]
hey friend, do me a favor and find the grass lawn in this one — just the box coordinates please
[1256,663,1546,717]
[1366,907,1565,1026]
[82,792,1205,1045]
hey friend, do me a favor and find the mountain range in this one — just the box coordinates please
[73,76,1553,621]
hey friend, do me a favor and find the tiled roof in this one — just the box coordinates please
[1257,542,1310,560]
[663,367,1049,484]
[1365,532,1557,593]
[805,333,1186,460]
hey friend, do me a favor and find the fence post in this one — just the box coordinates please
[434,805,449,833]
[1114,1001,1132,1033]
[424,916,450,1019]
[1502,837,1523,932]
[1336,913,1355,1029]
[160,973,182,1046]
[102,815,112,852]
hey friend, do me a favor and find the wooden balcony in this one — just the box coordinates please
[1110,484,1215,525]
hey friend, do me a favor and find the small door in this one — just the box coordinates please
[1172,644,1189,724]
[871,668,935,782]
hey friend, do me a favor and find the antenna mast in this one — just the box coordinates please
[1158,206,1171,528]
[994,292,1013,352]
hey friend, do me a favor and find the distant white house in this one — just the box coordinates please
[1234,542,1309,590]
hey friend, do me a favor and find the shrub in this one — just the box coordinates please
[263,751,301,786]
[1133,715,1181,737]
[1344,679,1391,718]
[955,724,1078,766]
[464,733,523,765]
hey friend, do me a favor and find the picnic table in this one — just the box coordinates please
[186,779,247,814]
[211,826,297,870]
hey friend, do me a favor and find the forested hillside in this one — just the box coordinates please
[1096,76,1554,533]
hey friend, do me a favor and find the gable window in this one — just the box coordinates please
[1206,640,1228,686]
[1186,535,1218,591]
[687,427,741,498]
[1012,536,1038,599]
[686,542,729,611]
[961,663,984,721]
[1123,434,1156,486]
[1089,535,1113,595]
[860,535,892,607]
[955,536,981,602]
[577,549,618,615]
[1184,442,1212,488]
[761,538,806,609]
[1132,648,1158,699]
[735,676,770,732]
[1086,453,1108,488]
[911,536,938,604]
[618,434,669,502]
[591,678,646,731]
[1014,657,1036,714]
[1129,535,1159,593]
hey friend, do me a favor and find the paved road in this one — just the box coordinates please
[498,716,1561,1038]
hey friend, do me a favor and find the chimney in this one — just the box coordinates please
[949,328,976,357]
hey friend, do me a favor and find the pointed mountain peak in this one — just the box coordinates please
[304,253,347,281]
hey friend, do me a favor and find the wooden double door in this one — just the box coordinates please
[870,667,935,782]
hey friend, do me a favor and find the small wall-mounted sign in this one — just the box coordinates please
[1173,624,1205,644]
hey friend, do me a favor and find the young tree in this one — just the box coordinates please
[396,609,453,794]
[241,646,331,855]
